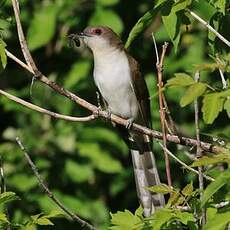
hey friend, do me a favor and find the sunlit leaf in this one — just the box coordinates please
[204,212,230,230]
[0,192,19,206]
[202,93,225,124]
[180,82,207,107]
[109,209,141,230]
[27,4,58,50]
[147,183,173,194]
[201,169,230,207]
[166,73,194,87]
[0,213,9,223]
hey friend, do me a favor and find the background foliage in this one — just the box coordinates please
[0,0,229,229]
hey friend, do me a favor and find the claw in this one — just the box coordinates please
[126,118,134,129]
[105,108,112,122]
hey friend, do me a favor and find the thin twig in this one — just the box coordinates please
[194,71,206,226]
[153,36,172,187]
[5,50,228,155]
[0,89,96,122]
[188,9,230,48]
[15,137,96,230]
[158,143,214,182]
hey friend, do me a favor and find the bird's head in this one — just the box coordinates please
[77,26,124,52]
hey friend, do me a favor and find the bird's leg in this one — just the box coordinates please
[126,117,134,129]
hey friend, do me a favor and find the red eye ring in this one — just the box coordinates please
[94,29,102,35]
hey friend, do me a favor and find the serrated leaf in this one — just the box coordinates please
[89,8,123,35]
[0,192,19,206]
[109,209,141,230]
[147,183,173,194]
[180,82,207,107]
[181,182,193,196]
[202,93,225,124]
[201,169,230,207]
[0,39,7,69]
[166,73,194,88]
[27,4,58,50]
[125,7,158,48]
[224,98,230,117]
[204,212,230,230]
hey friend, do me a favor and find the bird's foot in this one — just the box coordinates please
[126,117,134,129]
[105,108,112,122]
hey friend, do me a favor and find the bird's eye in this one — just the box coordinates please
[94,29,102,35]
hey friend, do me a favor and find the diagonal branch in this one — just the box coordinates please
[5,49,228,155]
[0,89,96,122]
[188,9,230,48]
[15,137,96,230]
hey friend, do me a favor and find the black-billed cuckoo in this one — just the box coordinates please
[76,26,165,216]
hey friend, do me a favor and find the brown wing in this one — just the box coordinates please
[126,52,152,129]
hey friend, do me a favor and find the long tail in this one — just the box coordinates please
[130,135,165,217]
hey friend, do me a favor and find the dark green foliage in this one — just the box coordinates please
[0,0,229,229]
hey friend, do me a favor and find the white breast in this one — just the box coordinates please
[93,49,138,119]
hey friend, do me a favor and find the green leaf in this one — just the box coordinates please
[89,8,123,35]
[27,4,58,50]
[125,7,158,48]
[201,169,230,207]
[46,209,65,218]
[31,214,54,226]
[172,0,192,12]
[109,209,141,230]
[224,98,230,118]
[96,0,119,6]
[174,210,195,225]
[162,11,181,52]
[65,159,94,183]
[77,143,123,173]
[150,209,175,230]
[147,183,173,194]
[0,39,7,70]
[0,213,9,223]
[191,154,230,167]
[181,182,193,197]
[180,83,207,107]
[204,212,230,230]
[64,60,91,89]
[202,93,225,124]
[209,0,226,14]
[166,73,194,88]
[0,192,19,206]
[167,190,180,207]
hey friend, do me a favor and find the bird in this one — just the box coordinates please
[76,26,165,216]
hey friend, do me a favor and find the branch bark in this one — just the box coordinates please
[16,137,96,230]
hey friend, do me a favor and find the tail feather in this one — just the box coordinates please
[130,135,165,216]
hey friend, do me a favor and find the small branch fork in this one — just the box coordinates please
[153,35,172,187]
[15,137,96,230]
